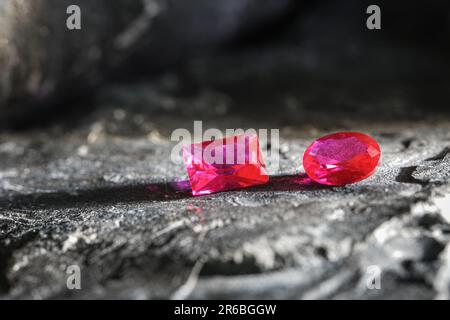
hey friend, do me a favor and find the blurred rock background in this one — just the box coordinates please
[1,0,450,300]
[0,0,449,129]
[0,0,297,128]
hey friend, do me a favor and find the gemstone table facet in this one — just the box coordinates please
[303,132,381,186]
[183,134,269,196]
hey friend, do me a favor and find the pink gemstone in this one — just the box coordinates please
[303,132,381,186]
[182,134,269,196]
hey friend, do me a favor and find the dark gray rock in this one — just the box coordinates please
[0,63,449,298]
[0,0,450,300]
[2,0,450,129]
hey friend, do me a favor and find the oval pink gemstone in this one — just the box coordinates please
[303,132,381,186]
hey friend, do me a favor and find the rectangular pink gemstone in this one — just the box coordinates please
[182,134,269,196]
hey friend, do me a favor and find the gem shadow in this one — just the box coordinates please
[0,174,327,211]
[0,181,192,211]
[245,174,329,193]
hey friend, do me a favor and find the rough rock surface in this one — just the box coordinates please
[1,0,450,300]
[1,43,450,299]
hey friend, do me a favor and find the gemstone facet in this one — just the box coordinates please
[182,134,269,196]
[303,132,381,186]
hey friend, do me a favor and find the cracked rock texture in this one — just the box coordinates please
[1,0,450,300]
[1,51,450,298]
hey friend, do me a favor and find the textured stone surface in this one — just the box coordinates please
[1,0,450,300]
[0,51,450,298]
